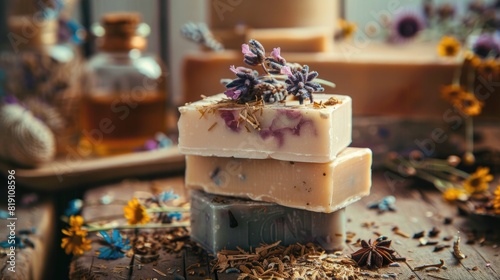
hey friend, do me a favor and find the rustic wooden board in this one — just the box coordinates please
[344,172,500,280]
[0,146,185,191]
[68,172,500,279]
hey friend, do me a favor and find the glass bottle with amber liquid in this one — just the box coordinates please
[81,13,167,156]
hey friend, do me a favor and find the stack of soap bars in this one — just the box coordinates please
[178,93,372,253]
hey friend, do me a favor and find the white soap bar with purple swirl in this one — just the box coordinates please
[185,147,372,213]
[178,93,352,163]
[190,189,346,253]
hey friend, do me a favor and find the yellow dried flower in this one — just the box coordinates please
[123,198,150,225]
[440,84,466,104]
[493,186,500,214]
[61,215,91,255]
[68,215,84,229]
[61,228,92,255]
[476,58,500,77]
[464,51,481,68]
[443,188,468,202]
[463,167,494,194]
[437,36,461,57]
[452,92,484,116]
[338,18,357,39]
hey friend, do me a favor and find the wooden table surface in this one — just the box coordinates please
[68,171,500,280]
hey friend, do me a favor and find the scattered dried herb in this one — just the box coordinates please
[413,231,425,239]
[392,226,410,238]
[429,227,441,237]
[443,217,453,224]
[212,241,360,279]
[351,237,396,269]
[453,236,467,260]
[413,259,445,271]
[433,244,451,252]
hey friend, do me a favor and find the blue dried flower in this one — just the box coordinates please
[58,19,84,44]
[0,210,9,219]
[0,234,35,249]
[367,196,397,212]
[158,190,179,202]
[0,236,25,249]
[64,199,83,217]
[242,39,266,66]
[284,65,324,104]
[224,66,260,103]
[167,212,182,221]
[98,229,131,260]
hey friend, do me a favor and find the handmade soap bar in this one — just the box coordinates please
[213,27,333,51]
[245,27,333,52]
[209,0,338,30]
[178,93,352,163]
[185,147,372,213]
[190,190,345,253]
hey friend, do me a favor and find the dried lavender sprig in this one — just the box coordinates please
[181,22,224,51]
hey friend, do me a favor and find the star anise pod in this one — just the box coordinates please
[351,237,395,269]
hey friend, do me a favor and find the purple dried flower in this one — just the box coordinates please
[390,11,425,43]
[224,66,260,103]
[3,94,19,105]
[224,88,242,100]
[241,44,253,56]
[265,47,287,74]
[473,34,500,58]
[271,48,283,61]
[285,65,324,104]
[242,39,265,66]
[281,66,293,76]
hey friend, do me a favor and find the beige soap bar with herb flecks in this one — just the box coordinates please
[185,147,372,213]
[178,93,352,163]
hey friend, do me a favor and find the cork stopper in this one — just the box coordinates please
[102,12,141,37]
[98,12,147,51]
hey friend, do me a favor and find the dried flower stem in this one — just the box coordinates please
[80,206,189,224]
[413,259,445,271]
[86,221,190,232]
[146,206,190,213]
[427,274,450,280]
[465,116,474,163]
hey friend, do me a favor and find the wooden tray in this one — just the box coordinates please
[0,147,185,191]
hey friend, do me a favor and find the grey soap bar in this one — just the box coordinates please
[190,190,345,253]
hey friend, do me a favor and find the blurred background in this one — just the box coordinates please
[1,0,498,164]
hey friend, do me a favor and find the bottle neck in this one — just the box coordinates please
[98,34,147,52]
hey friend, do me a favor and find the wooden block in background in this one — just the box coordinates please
[0,198,55,280]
